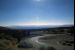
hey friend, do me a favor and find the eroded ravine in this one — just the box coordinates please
[20,34,74,50]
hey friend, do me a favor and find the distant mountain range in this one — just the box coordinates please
[5,25,74,30]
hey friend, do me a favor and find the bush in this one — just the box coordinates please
[18,42,33,48]
[39,46,56,50]
[47,47,56,50]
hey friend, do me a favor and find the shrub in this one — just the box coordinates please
[39,46,56,50]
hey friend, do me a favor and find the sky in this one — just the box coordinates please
[0,0,74,26]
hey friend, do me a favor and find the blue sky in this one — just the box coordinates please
[0,0,74,26]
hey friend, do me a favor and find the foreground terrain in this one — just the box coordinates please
[0,26,74,50]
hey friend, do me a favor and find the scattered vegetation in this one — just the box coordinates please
[0,26,74,50]
[60,40,74,46]
[39,46,56,50]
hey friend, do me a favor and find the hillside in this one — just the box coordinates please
[0,25,74,50]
